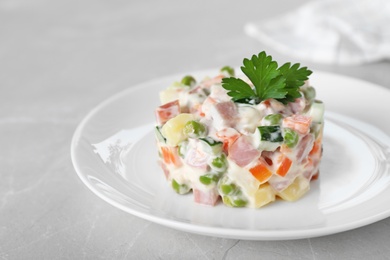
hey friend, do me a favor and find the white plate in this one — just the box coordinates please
[71,70,390,240]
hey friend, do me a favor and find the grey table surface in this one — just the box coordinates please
[1,0,390,259]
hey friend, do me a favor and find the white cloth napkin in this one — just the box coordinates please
[245,0,390,65]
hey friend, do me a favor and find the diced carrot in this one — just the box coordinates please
[161,146,171,164]
[309,137,322,157]
[222,135,239,154]
[161,146,182,167]
[263,99,271,107]
[216,129,240,154]
[249,158,273,183]
[311,171,320,181]
[276,155,292,177]
[263,156,273,166]
[282,115,312,135]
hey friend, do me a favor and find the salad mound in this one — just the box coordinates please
[154,51,324,208]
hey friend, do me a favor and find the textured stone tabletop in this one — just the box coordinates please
[1,0,390,259]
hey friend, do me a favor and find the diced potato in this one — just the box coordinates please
[161,113,195,146]
[277,175,310,201]
[160,87,180,105]
[253,183,276,208]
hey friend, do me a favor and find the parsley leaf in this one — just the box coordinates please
[221,77,255,103]
[278,62,312,103]
[221,51,312,104]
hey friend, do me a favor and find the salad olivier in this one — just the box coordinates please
[154,51,324,208]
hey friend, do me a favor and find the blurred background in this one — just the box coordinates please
[1,0,389,258]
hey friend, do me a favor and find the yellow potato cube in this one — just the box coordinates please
[161,113,195,146]
[254,183,276,208]
[277,175,310,202]
[160,88,180,105]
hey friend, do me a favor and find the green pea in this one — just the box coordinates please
[211,154,227,172]
[222,195,247,207]
[264,114,283,125]
[199,174,219,185]
[283,128,299,148]
[222,196,234,207]
[199,175,212,185]
[220,184,234,195]
[220,66,235,77]
[181,75,196,86]
[171,179,189,194]
[183,120,207,138]
[232,199,247,207]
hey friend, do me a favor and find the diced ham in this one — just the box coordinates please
[193,188,220,206]
[200,96,217,118]
[209,84,231,102]
[289,97,306,114]
[228,135,260,167]
[209,101,238,130]
[296,134,314,162]
[260,99,286,115]
[159,161,170,180]
[283,115,312,135]
[155,100,180,125]
[190,103,203,117]
[200,75,224,88]
[301,157,315,180]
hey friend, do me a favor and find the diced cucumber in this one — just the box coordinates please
[258,126,283,142]
[252,127,282,151]
[199,137,223,155]
[302,86,316,102]
[311,122,323,138]
[155,126,166,143]
[177,141,188,158]
[307,100,325,123]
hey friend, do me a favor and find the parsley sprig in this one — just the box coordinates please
[222,51,312,104]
